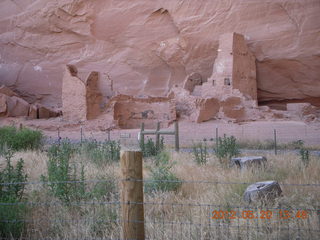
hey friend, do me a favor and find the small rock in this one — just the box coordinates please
[243,181,282,204]
[231,156,267,168]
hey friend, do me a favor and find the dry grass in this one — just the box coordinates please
[0,148,319,239]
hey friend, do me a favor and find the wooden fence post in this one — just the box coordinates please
[80,127,83,144]
[155,122,160,151]
[215,127,219,150]
[58,127,61,145]
[140,123,145,152]
[120,151,145,240]
[107,129,111,142]
[174,121,179,152]
[274,129,277,155]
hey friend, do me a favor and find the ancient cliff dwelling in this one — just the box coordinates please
[0,2,320,240]
[0,0,319,129]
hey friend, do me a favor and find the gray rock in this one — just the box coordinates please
[231,156,267,168]
[243,181,282,203]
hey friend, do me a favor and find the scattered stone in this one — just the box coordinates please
[243,181,282,204]
[231,156,267,168]
[0,85,18,97]
[195,97,220,123]
[0,93,7,116]
[6,96,30,117]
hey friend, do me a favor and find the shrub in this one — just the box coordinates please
[0,149,27,239]
[192,141,208,165]
[140,137,164,158]
[0,126,43,154]
[145,151,181,193]
[81,140,120,165]
[87,177,117,200]
[215,135,240,167]
[300,148,310,167]
[154,151,170,167]
[42,140,85,203]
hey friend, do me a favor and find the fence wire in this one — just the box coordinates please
[0,179,319,240]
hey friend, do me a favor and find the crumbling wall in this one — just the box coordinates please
[86,71,103,120]
[183,73,203,93]
[62,65,87,122]
[111,95,176,129]
[202,32,257,103]
[232,33,257,101]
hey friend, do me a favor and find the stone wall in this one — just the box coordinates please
[111,95,176,129]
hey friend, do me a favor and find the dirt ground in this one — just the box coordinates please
[1,117,319,147]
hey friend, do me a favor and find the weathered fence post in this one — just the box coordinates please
[174,121,179,152]
[80,127,83,145]
[140,123,145,152]
[58,127,61,145]
[107,129,111,142]
[155,122,160,151]
[120,151,145,240]
[215,127,219,150]
[274,129,277,155]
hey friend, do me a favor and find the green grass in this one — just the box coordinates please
[0,126,43,154]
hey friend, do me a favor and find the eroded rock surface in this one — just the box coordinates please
[0,0,319,106]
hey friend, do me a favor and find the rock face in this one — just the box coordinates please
[0,0,319,106]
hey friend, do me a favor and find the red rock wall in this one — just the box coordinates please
[0,0,319,106]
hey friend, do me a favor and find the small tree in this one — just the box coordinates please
[192,141,208,165]
[215,135,240,167]
[0,148,27,239]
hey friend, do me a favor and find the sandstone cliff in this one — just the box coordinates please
[0,0,319,107]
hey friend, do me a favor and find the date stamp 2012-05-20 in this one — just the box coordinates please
[211,210,309,220]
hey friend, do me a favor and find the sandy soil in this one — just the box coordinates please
[0,117,319,147]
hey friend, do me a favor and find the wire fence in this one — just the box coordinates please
[1,178,319,240]
[45,121,320,151]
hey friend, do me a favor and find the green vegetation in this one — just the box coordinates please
[41,140,85,203]
[215,135,240,167]
[141,137,164,157]
[0,126,43,154]
[192,141,208,165]
[299,148,310,167]
[41,140,117,204]
[81,140,120,165]
[145,151,181,193]
[0,149,27,239]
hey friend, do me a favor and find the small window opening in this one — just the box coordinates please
[224,78,231,86]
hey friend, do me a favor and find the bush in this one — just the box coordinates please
[145,151,181,193]
[42,140,85,203]
[300,148,310,167]
[81,140,120,165]
[215,135,240,167]
[0,126,43,154]
[0,149,27,239]
[154,151,170,167]
[87,177,117,200]
[192,141,208,165]
[140,137,164,157]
